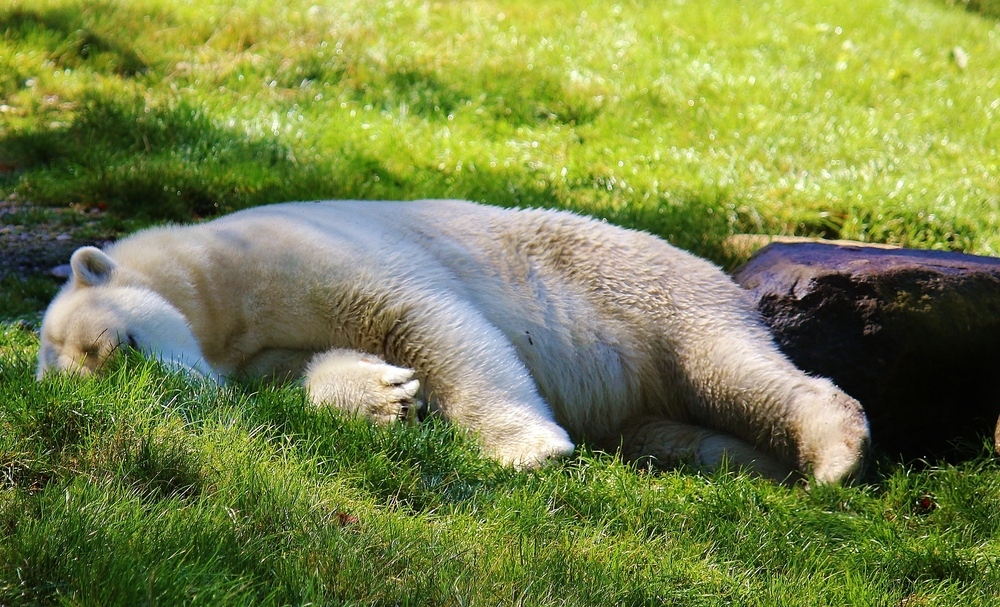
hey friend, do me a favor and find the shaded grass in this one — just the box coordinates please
[7,94,311,220]
[2,324,1000,605]
[947,0,1000,19]
[0,276,58,322]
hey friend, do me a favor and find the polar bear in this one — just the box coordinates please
[36,199,870,483]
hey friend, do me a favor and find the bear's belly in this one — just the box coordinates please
[467,283,652,439]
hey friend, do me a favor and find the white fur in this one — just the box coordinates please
[36,200,870,482]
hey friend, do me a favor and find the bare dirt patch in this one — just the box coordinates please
[0,194,117,280]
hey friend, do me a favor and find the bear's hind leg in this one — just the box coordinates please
[612,416,797,482]
[304,349,422,423]
[669,322,870,485]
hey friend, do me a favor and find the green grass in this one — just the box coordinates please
[0,276,57,322]
[2,0,1000,604]
[2,0,998,261]
[3,325,1000,605]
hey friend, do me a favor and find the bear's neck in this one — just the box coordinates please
[114,229,339,374]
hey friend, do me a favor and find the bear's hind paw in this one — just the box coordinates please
[489,426,575,469]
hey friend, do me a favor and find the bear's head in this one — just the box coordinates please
[37,246,217,381]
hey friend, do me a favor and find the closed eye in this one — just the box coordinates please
[126,333,138,350]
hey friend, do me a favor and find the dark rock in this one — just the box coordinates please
[734,241,1000,461]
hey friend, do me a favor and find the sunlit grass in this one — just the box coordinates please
[1,0,998,262]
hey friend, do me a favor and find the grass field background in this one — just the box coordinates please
[3,0,999,259]
[2,0,1000,604]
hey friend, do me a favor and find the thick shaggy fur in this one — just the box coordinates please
[37,200,870,483]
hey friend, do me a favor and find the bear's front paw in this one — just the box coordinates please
[366,362,422,423]
[304,350,423,424]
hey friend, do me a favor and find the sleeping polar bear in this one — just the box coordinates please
[37,199,870,483]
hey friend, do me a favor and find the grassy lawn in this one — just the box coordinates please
[2,0,1000,604]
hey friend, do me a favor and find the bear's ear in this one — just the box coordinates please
[70,246,117,287]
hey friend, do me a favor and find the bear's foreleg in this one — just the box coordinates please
[369,297,576,468]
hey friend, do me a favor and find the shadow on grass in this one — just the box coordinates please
[4,94,325,220]
[945,0,1000,19]
[334,54,604,127]
[3,91,733,251]
[0,276,58,323]
[3,94,472,223]
[0,5,155,81]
